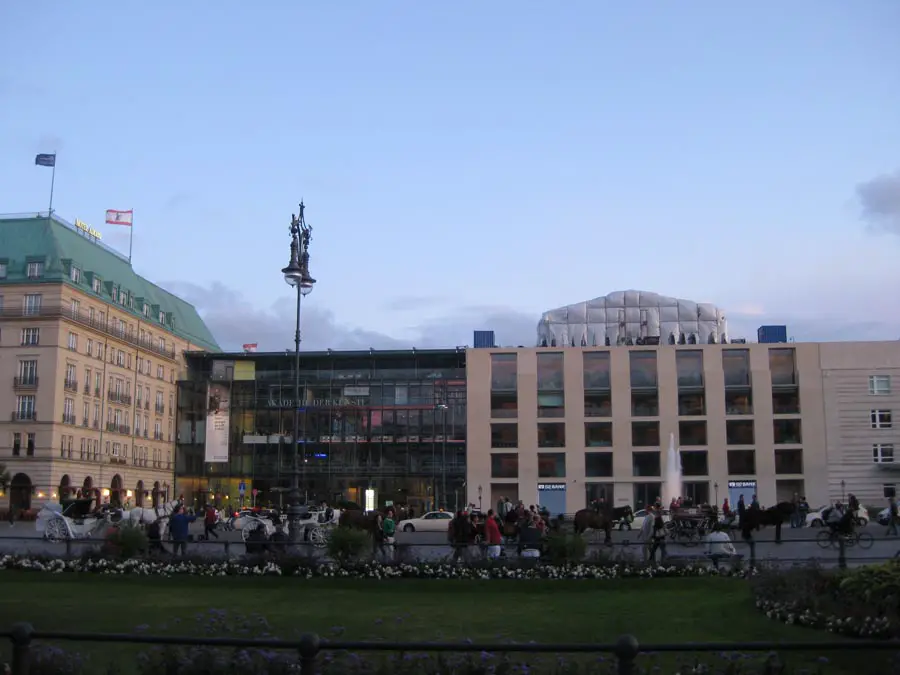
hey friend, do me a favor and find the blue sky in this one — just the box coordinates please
[2,2,899,350]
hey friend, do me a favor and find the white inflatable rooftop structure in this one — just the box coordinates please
[537,290,729,347]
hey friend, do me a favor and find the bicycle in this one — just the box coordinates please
[815,527,874,550]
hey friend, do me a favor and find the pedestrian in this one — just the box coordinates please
[203,504,219,540]
[382,508,396,562]
[169,506,196,556]
[888,497,898,537]
[638,506,655,562]
[484,509,502,559]
[6,503,15,528]
[648,506,667,563]
[450,511,472,563]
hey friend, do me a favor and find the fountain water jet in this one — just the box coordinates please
[664,432,683,505]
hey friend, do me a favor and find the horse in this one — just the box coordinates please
[572,506,632,543]
[740,502,792,542]
[125,500,181,536]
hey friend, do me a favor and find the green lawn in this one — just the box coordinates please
[0,574,868,673]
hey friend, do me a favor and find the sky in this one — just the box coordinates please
[2,2,899,351]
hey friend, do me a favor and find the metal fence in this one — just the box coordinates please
[0,533,896,569]
[1,623,898,675]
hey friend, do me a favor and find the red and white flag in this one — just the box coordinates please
[105,209,134,226]
[243,343,258,353]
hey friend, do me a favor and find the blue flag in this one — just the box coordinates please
[35,153,56,167]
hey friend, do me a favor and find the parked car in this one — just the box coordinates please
[806,505,869,527]
[397,510,453,533]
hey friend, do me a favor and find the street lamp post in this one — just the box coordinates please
[282,201,316,541]
[714,482,719,507]
[477,484,483,511]
[841,479,846,502]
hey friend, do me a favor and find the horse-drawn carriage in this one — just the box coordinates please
[236,506,340,548]
[664,505,717,546]
[36,498,117,542]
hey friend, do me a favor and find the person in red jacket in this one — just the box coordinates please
[484,509,502,559]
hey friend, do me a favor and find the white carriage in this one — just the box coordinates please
[235,513,278,542]
[36,498,112,542]
[298,507,341,548]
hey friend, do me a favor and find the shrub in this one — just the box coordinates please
[326,527,371,563]
[751,562,900,638]
[103,522,149,559]
[543,532,587,565]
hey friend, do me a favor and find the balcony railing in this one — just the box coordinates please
[106,422,118,432]
[61,414,76,425]
[94,387,102,398]
[11,411,36,421]
[143,430,149,438]
[144,401,150,410]
[83,383,91,394]
[63,379,78,392]
[118,424,131,435]
[0,304,177,360]
[108,391,132,405]
[153,431,163,441]
[155,405,165,415]
[81,419,89,427]
[13,377,38,389]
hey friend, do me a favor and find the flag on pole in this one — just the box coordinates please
[243,343,258,353]
[105,209,134,226]
[35,153,56,167]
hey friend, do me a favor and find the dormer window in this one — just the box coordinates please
[143,303,150,317]
[119,289,127,305]
[26,261,44,278]
[158,311,165,324]
[0,261,7,279]
[92,277,102,293]
[70,266,81,283]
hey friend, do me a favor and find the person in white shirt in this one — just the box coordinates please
[704,524,737,566]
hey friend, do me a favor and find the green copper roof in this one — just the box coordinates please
[0,213,220,351]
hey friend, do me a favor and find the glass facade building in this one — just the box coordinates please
[175,349,467,512]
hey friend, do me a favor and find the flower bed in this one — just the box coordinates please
[0,553,754,581]
[751,563,900,639]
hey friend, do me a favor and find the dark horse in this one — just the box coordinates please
[739,502,792,543]
[573,506,634,543]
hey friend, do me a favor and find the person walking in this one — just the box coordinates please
[484,509,502,559]
[888,496,898,537]
[203,505,219,540]
[382,508,396,562]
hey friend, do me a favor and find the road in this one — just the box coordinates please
[0,521,895,567]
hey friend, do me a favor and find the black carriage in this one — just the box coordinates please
[664,506,716,546]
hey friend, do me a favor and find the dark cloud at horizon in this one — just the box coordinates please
[858,170,900,235]
[164,281,900,353]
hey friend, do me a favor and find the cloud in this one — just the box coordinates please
[857,170,900,235]
[163,281,900,353]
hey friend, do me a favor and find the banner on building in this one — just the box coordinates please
[204,381,231,463]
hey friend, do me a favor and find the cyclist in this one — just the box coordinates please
[827,501,854,537]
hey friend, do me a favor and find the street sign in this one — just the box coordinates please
[251,488,258,498]
[239,481,246,495]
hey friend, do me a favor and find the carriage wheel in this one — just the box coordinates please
[308,526,329,548]
[45,518,69,543]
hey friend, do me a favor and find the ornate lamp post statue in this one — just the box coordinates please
[282,201,316,541]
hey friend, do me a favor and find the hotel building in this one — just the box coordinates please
[0,213,219,511]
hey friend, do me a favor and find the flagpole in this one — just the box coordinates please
[128,216,134,264]
[48,155,57,216]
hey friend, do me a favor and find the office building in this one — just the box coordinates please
[467,292,900,513]
[174,349,467,511]
[0,213,219,511]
